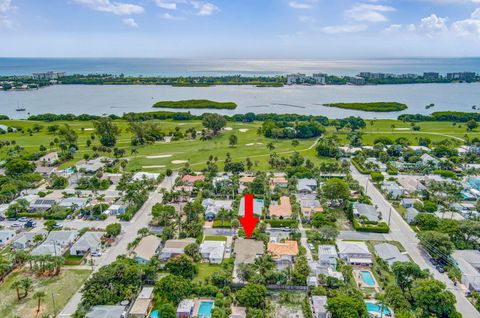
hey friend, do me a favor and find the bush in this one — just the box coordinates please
[352,158,371,174]
[212,220,232,228]
[353,219,390,233]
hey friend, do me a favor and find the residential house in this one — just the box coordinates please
[86,305,126,318]
[59,197,89,209]
[0,230,15,246]
[397,176,426,193]
[133,172,160,182]
[129,286,154,318]
[297,178,318,194]
[452,250,480,292]
[269,196,292,219]
[267,240,299,269]
[408,146,431,152]
[421,153,440,168]
[298,195,323,219]
[202,199,233,220]
[353,203,379,222]
[318,245,338,269]
[406,207,420,224]
[270,176,288,190]
[365,158,387,172]
[238,176,255,193]
[31,230,79,256]
[76,157,109,173]
[133,235,162,264]
[310,296,329,318]
[159,238,196,261]
[401,198,417,209]
[105,200,128,215]
[337,241,373,266]
[69,231,103,256]
[11,230,47,249]
[200,240,225,264]
[382,181,404,198]
[229,306,247,318]
[35,165,57,176]
[36,152,59,167]
[234,239,264,264]
[182,175,205,185]
[374,243,409,266]
[177,299,195,318]
[238,197,264,217]
[30,199,57,212]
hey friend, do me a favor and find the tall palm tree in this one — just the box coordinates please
[10,280,22,300]
[33,291,46,313]
[21,277,33,298]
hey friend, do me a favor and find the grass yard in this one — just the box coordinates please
[194,263,223,283]
[1,118,479,173]
[0,268,91,317]
[203,235,227,241]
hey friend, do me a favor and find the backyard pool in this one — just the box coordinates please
[366,302,392,316]
[360,270,376,286]
[198,301,214,318]
[150,309,159,318]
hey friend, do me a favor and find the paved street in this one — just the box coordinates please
[58,173,176,318]
[338,230,390,241]
[350,165,480,318]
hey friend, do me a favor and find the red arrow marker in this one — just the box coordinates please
[240,193,259,239]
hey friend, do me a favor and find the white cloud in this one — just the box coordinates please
[0,0,14,28]
[160,12,184,20]
[384,23,416,33]
[73,0,144,16]
[346,4,395,23]
[191,1,219,16]
[451,8,480,36]
[155,0,178,10]
[320,24,368,34]
[289,1,313,9]
[426,0,480,4]
[472,8,480,19]
[419,14,448,32]
[122,17,138,27]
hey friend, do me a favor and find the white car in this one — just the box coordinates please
[308,243,315,250]
[11,223,22,228]
[91,251,102,257]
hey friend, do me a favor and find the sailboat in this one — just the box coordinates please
[15,101,26,112]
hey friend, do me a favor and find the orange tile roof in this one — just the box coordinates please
[239,176,255,183]
[268,240,299,257]
[182,175,205,183]
[269,196,292,218]
[270,177,288,184]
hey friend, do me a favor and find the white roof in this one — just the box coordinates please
[133,172,160,181]
[70,232,103,251]
[337,241,372,256]
[200,240,225,259]
[374,243,409,265]
[133,235,161,260]
[317,245,338,257]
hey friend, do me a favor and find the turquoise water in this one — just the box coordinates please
[198,301,214,318]
[366,302,392,315]
[150,310,159,318]
[360,270,376,286]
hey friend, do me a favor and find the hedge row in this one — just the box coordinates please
[266,219,297,228]
[352,158,371,175]
[353,219,390,233]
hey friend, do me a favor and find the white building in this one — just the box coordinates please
[0,230,16,246]
[200,240,226,264]
[452,250,480,292]
[337,241,373,265]
[69,231,103,256]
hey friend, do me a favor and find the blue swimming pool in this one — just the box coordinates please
[360,270,376,286]
[366,302,392,316]
[150,309,159,318]
[198,301,214,318]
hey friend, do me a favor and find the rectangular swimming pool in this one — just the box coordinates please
[360,270,376,286]
[198,301,214,318]
[366,302,392,316]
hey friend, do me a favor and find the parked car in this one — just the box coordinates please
[436,265,445,273]
[430,258,438,266]
[282,227,292,232]
[91,251,102,257]
[308,243,315,250]
[0,216,5,221]
[18,217,30,222]
[11,223,22,228]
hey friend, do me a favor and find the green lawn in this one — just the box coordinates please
[0,268,91,317]
[204,235,227,242]
[1,118,478,173]
[194,263,223,283]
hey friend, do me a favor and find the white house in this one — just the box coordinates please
[159,238,196,261]
[200,240,226,264]
[421,153,440,168]
[11,230,47,249]
[353,203,379,222]
[452,250,480,292]
[297,178,318,194]
[310,296,329,318]
[31,230,79,256]
[406,207,420,224]
[337,241,373,266]
[69,231,103,256]
[0,230,16,246]
[382,181,404,198]
[318,245,338,269]
[201,199,233,220]
[374,243,409,266]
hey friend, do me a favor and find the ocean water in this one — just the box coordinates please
[1,57,480,76]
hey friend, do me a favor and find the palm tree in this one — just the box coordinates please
[10,280,22,300]
[20,277,33,298]
[33,291,46,313]
[266,142,275,152]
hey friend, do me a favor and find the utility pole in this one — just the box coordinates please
[388,206,392,227]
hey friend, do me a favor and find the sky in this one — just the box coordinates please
[0,0,480,58]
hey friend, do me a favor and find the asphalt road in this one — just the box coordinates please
[350,164,480,318]
[57,173,177,318]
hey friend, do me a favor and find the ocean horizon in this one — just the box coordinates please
[1,57,480,77]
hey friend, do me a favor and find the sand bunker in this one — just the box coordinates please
[394,128,410,131]
[224,127,233,131]
[246,143,255,146]
[146,154,172,159]
[246,142,264,146]
[84,128,94,131]
[239,129,249,133]
[142,165,165,169]
[171,160,188,164]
